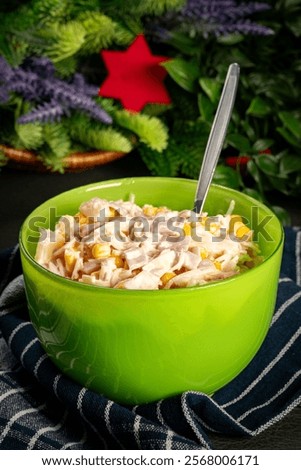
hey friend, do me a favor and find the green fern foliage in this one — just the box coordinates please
[32,0,72,25]
[139,139,182,177]
[68,114,133,153]
[53,56,77,77]
[111,0,185,16]
[140,119,209,179]
[15,122,44,150]
[114,110,168,152]
[0,5,33,66]
[175,120,209,178]
[39,123,72,171]
[42,123,71,158]
[41,21,86,63]
[79,12,133,53]
[69,0,101,16]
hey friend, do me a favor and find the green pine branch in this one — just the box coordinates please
[103,0,185,16]
[136,0,185,15]
[31,0,72,25]
[139,119,210,179]
[41,21,86,63]
[42,122,71,158]
[15,122,44,149]
[78,12,134,53]
[0,4,35,65]
[138,139,182,177]
[53,56,77,77]
[114,110,169,152]
[67,113,133,153]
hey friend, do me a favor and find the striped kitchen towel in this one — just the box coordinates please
[0,227,301,450]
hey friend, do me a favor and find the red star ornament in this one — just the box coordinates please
[98,34,171,112]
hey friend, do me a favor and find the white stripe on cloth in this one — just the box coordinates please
[255,395,301,436]
[221,326,301,409]
[165,429,174,450]
[0,386,32,405]
[193,413,216,434]
[0,366,22,376]
[33,353,48,378]
[133,415,142,449]
[155,400,178,449]
[237,369,301,423]
[296,230,301,286]
[181,393,215,449]
[278,277,293,283]
[0,404,46,445]
[53,373,63,399]
[77,388,87,409]
[20,337,39,365]
[104,400,124,449]
[104,400,113,435]
[61,428,88,450]
[7,321,31,348]
[27,410,68,450]
[133,409,175,450]
[77,387,107,449]
[156,400,165,426]
[182,391,251,438]
[271,290,301,326]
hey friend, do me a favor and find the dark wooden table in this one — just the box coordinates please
[1,153,300,449]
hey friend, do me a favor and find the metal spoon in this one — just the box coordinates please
[193,63,240,214]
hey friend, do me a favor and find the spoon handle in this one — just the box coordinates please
[193,63,240,214]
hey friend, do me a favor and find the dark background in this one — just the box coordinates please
[0,154,301,449]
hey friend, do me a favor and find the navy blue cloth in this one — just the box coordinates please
[0,227,301,450]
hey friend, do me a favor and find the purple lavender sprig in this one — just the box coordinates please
[18,99,65,124]
[0,56,112,125]
[24,57,56,79]
[71,73,99,97]
[146,0,273,39]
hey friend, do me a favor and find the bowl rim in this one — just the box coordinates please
[19,176,284,294]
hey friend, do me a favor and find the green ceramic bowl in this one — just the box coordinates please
[19,177,284,404]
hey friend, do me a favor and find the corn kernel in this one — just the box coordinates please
[230,214,243,223]
[214,261,222,270]
[108,207,118,218]
[92,243,111,259]
[75,212,88,225]
[64,250,76,272]
[234,222,251,239]
[143,205,158,217]
[157,206,168,214]
[113,255,124,268]
[209,223,220,234]
[183,223,191,236]
[229,215,243,234]
[160,272,176,286]
[200,249,208,260]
